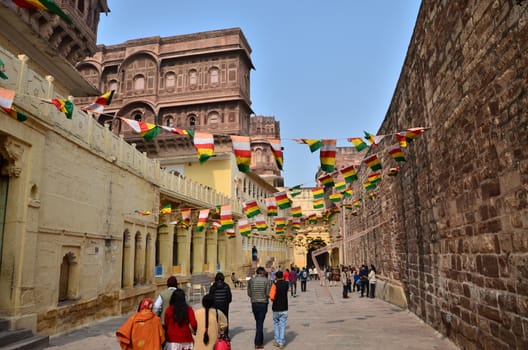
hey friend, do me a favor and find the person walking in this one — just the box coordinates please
[288,267,298,297]
[299,267,308,292]
[194,293,228,350]
[359,264,369,298]
[209,272,232,337]
[164,289,197,350]
[269,270,288,349]
[369,264,377,298]
[340,267,349,298]
[116,298,165,350]
[352,267,360,293]
[247,266,271,349]
[153,275,179,327]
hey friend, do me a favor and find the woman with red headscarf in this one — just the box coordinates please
[116,297,166,349]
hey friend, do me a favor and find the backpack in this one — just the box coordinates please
[301,270,308,279]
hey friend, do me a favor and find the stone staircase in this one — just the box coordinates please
[0,319,48,350]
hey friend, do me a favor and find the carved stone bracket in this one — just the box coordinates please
[0,136,25,178]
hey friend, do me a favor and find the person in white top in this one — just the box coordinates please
[368,265,377,298]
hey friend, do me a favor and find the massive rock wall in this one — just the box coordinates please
[346,1,527,349]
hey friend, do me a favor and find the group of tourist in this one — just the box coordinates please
[115,263,376,349]
[321,264,377,299]
[116,273,231,350]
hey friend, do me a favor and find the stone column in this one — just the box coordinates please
[176,226,191,276]
[191,226,205,273]
[157,215,173,277]
[217,233,227,273]
[205,228,218,274]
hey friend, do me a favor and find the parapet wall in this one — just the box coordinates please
[346,1,527,349]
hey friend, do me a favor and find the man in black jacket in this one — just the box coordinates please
[209,272,232,337]
[270,270,288,349]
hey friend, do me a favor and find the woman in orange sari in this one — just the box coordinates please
[116,297,166,350]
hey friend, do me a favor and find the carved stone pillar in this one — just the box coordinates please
[176,226,191,276]
[157,215,173,277]
[205,228,218,274]
[217,233,227,273]
[191,226,205,274]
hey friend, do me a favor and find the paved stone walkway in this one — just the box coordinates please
[46,280,458,349]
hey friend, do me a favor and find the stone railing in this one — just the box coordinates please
[2,52,241,213]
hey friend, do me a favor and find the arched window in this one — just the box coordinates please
[133,75,145,91]
[165,116,174,127]
[189,115,196,126]
[189,70,197,86]
[165,72,176,88]
[134,113,142,122]
[209,67,219,84]
[59,252,78,302]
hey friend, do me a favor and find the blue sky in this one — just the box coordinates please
[97,0,421,187]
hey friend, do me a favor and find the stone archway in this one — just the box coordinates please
[306,239,329,270]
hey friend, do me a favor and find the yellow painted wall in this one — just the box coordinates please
[184,157,235,197]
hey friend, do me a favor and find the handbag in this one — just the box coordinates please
[214,333,231,350]
[214,309,231,350]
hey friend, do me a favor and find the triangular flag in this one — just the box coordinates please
[0,87,15,109]
[193,132,215,163]
[120,118,161,142]
[13,0,72,23]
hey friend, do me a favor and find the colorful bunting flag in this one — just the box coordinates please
[320,139,336,172]
[1,106,27,122]
[255,216,268,231]
[340,165,358,183]
[0,87,15,109]
[312,187,324,199]
[348,137,368,151]
[226,228,236,239]
[318,174,334,188]
[160,204,172,215]
[308,213,318,224]
[334,181,346,192]
[193,132,215,163]
[82,90,114,114]
[388,167,401,177]
[244,200,261,218]
[405,127,427,142]
[294,138,323,153]
[274,217,286,229]
[329,193,342,203]
[274,191,291,209]
[353,200,361,208]
[231,135,252,173]
[290,191,302,198]
[120,118,161,142]
[160,126,195,138]
[291,218,301,230]
[211,221,222,233]
[180,208,192,229]
[342,189,353,197]
[265,197,278,217]
[395,132,408,148]
[13,0,72,23]
[196,209,210,232]
[269,138,284,170]
[369,193,378,200]
[0,59,7,80]
[313,199,324,209]
[389,147,406,162]
[220,205,234,230]
[238,219,251,236]
[135,210,151,216]
[368,172,382,183]
[364,131,385,146]
[363,181,377,190]
[363,154,382,171]
[291,206,303,217]
[39,97,74,119]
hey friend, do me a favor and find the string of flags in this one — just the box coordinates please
[12,0,72,24]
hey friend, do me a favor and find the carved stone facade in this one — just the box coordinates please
[77,29,283,186]
[250,116,283,187]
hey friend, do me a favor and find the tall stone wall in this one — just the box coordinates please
[346,1,528,349]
